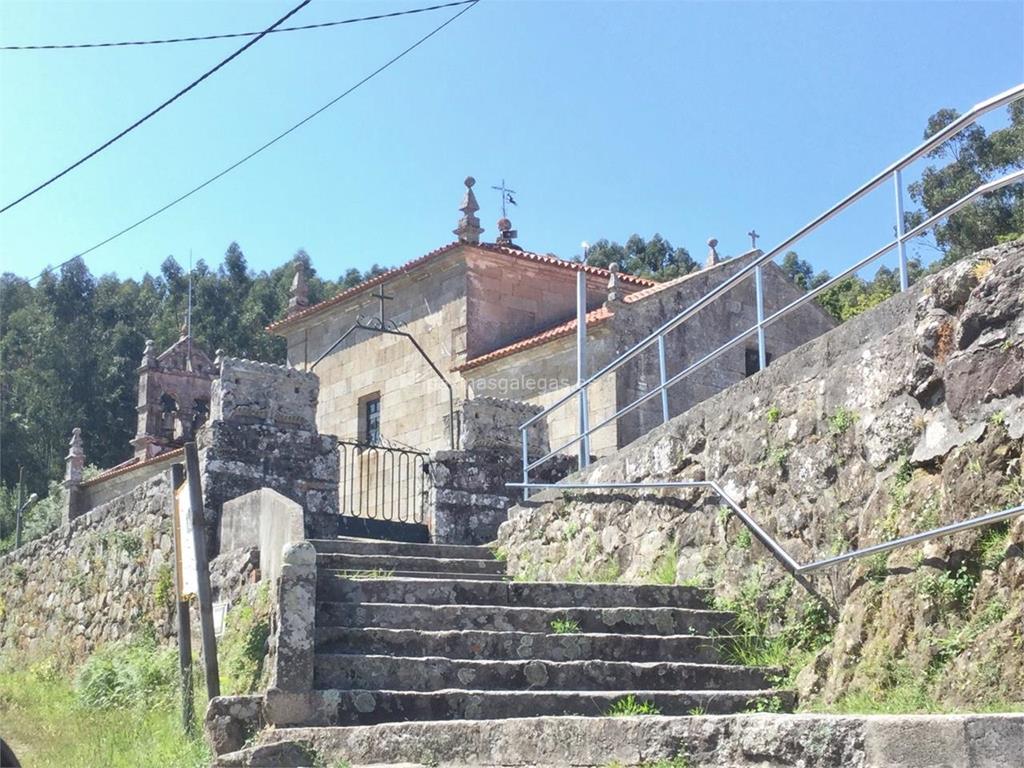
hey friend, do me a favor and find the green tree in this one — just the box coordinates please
[0,245,383,548]
[907,103,1024,265]
[582,233,697,280]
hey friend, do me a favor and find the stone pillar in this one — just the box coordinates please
[453,176,484,245]
[606,261,624,305]
[63,427,85,525]
[288,262,309,316]
[706,237,720,268]
[264,541,317,727]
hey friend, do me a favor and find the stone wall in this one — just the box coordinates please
[0,474,178,660]
[76,450,182,514]
[461,254,834,462]
[497,241,1024,708]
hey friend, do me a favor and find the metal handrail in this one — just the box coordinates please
[518,83,1024,490]
[508,481,1024,577]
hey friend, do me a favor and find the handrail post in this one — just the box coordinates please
[894,168,909,291]
[520,429,530,500]
[657,335,670,423]
[754,264,767,370]
[576,272,591,468]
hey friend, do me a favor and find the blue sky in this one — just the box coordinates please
[1,0,1022,285]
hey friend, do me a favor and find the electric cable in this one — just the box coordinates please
[1,1,475,50]
[0,0,313,215]
[19,0,480,284]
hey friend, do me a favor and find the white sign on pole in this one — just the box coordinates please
[173,483,199,599]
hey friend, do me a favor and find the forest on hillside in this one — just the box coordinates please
[1,105,1020,553]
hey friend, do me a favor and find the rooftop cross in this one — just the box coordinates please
[748,229,760,250]
[491,179,517,218]
[371,283,394,326]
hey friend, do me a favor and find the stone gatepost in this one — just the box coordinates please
[197,357,340,556]
[427,397,575,544]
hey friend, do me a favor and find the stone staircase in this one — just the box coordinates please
[213,535,792,765]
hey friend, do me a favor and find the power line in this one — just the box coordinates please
[0,0,312,215]
[1,1,476,51]
[22,0,481,285]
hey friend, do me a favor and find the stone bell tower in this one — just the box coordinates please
[132,326,216,460]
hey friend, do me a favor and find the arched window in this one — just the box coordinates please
[159,393,178,438]
[192,397,210,431]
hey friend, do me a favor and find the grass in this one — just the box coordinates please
[606,694,662,717]
[219,583,273,696]
[765,405,781,424]
[550,617,581,634]
[649,542,678,585]
[606,757,690,768]
[828,406,858,436]
[0,643,209,768]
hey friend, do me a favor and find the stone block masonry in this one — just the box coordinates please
[0,475,178,660]
[199,356,339,554]
[427,396,573,544]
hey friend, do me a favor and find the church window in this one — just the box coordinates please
[364,397,381,445]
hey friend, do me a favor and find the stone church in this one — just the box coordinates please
[269,177,835,464]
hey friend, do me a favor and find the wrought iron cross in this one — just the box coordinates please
[491,179,517,218]
[748,229,760,250]
[371,284,393,325]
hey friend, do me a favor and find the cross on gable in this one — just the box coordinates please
[371,284,394,325]
[748,229,760,249]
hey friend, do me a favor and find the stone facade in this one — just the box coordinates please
[273,244,634,456]
[497,240,1024,709]
[132,332,215,460]
[462,252,836,457]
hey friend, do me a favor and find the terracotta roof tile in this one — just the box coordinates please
[82,447,184,487]
[266,242,655,333]
[454,306,614,372]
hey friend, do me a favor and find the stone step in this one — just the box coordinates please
[313,654,779,692]
[301,688,793,725]
[315,627,733,663]
[309,537,495,560]
[215,713,1019,768]
[316,553,506,576]
[316,577,711,609]
[328,570,506,582]
[316,602,734,635]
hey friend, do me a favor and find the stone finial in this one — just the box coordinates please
[288,262,309,315]
[496,216,518,246]
[706,238,720,268]
[141,339,157,368]
[214,348,225,371]
[180,320,189,339]
[453,176,484,245]
[65,427,85,486]
[607,262,623,303]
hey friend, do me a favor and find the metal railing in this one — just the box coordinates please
[338,440,428,523]
[510,481,1024,577]
[518,83,1024,490]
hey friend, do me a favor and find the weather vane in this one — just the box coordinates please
[491,179,517,218]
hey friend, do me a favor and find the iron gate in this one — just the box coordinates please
[338,440,428,523]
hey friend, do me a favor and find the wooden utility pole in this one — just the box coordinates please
[184,441,220,700]
[169,463,195,734]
